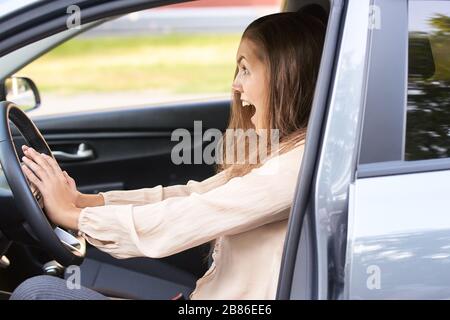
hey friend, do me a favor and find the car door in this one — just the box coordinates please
[346,0,450,299]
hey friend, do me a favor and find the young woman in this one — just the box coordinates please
[11,11,326,300]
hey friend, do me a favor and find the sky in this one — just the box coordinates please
[409,1,450,32]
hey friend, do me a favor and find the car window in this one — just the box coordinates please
[405,0,450,161]
[14,1,280,116]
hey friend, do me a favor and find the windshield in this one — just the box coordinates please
[0,0,41,19]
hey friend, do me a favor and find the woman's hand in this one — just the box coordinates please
[20,145,81,230]
[62,166,82,207]
[22,145,82,206]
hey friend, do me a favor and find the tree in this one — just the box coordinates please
[405,14,450,160]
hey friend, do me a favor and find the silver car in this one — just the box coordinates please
[0,0,449,300]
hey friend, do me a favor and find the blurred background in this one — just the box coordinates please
[14,0,282,116]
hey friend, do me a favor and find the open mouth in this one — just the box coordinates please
[241,100,252,107]
[249,105,256,115]
[241,100,254,110]
[240,100,256,122]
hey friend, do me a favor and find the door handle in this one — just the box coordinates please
[52,143,94,162]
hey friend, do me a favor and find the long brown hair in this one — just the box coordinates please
[217,11,326,179]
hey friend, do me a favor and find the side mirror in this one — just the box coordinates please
[1,77,41,112]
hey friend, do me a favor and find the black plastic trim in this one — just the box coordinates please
[15,132,174,140]
[358,157,450,178]
[358,0,409,164]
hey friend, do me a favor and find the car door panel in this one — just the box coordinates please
[346,169,450,299]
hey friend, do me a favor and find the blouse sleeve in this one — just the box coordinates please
[78,145,304,259]
[99,169,230,206]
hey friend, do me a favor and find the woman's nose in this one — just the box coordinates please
[232,81,243,93]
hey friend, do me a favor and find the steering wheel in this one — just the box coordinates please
[0,101,85,266]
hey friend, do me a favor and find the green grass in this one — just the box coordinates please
[18,33,242,95]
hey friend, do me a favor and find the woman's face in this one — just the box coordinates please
[232,38,269,130]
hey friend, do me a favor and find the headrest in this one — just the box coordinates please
[408,32,436,80]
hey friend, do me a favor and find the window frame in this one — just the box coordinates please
[357,0,450,177]
[358,0,409,165]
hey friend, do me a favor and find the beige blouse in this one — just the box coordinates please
[77,142,305,299]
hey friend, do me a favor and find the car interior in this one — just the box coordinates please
[0,0,331,300]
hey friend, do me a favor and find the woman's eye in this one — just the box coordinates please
[242,67,249,75]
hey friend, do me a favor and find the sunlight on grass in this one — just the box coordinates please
[18,33,242,95]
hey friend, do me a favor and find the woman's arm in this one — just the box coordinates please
[77,145,304,259]
[97,170,230,206]
[20,144,231,231]
[70,172,230,208]
[68,162,230,208]
[76,193,105,208]
[20,143,304,258]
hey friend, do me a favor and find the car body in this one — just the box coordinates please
[0,0,449,300]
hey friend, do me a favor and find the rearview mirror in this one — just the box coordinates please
[2,77,41,112]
